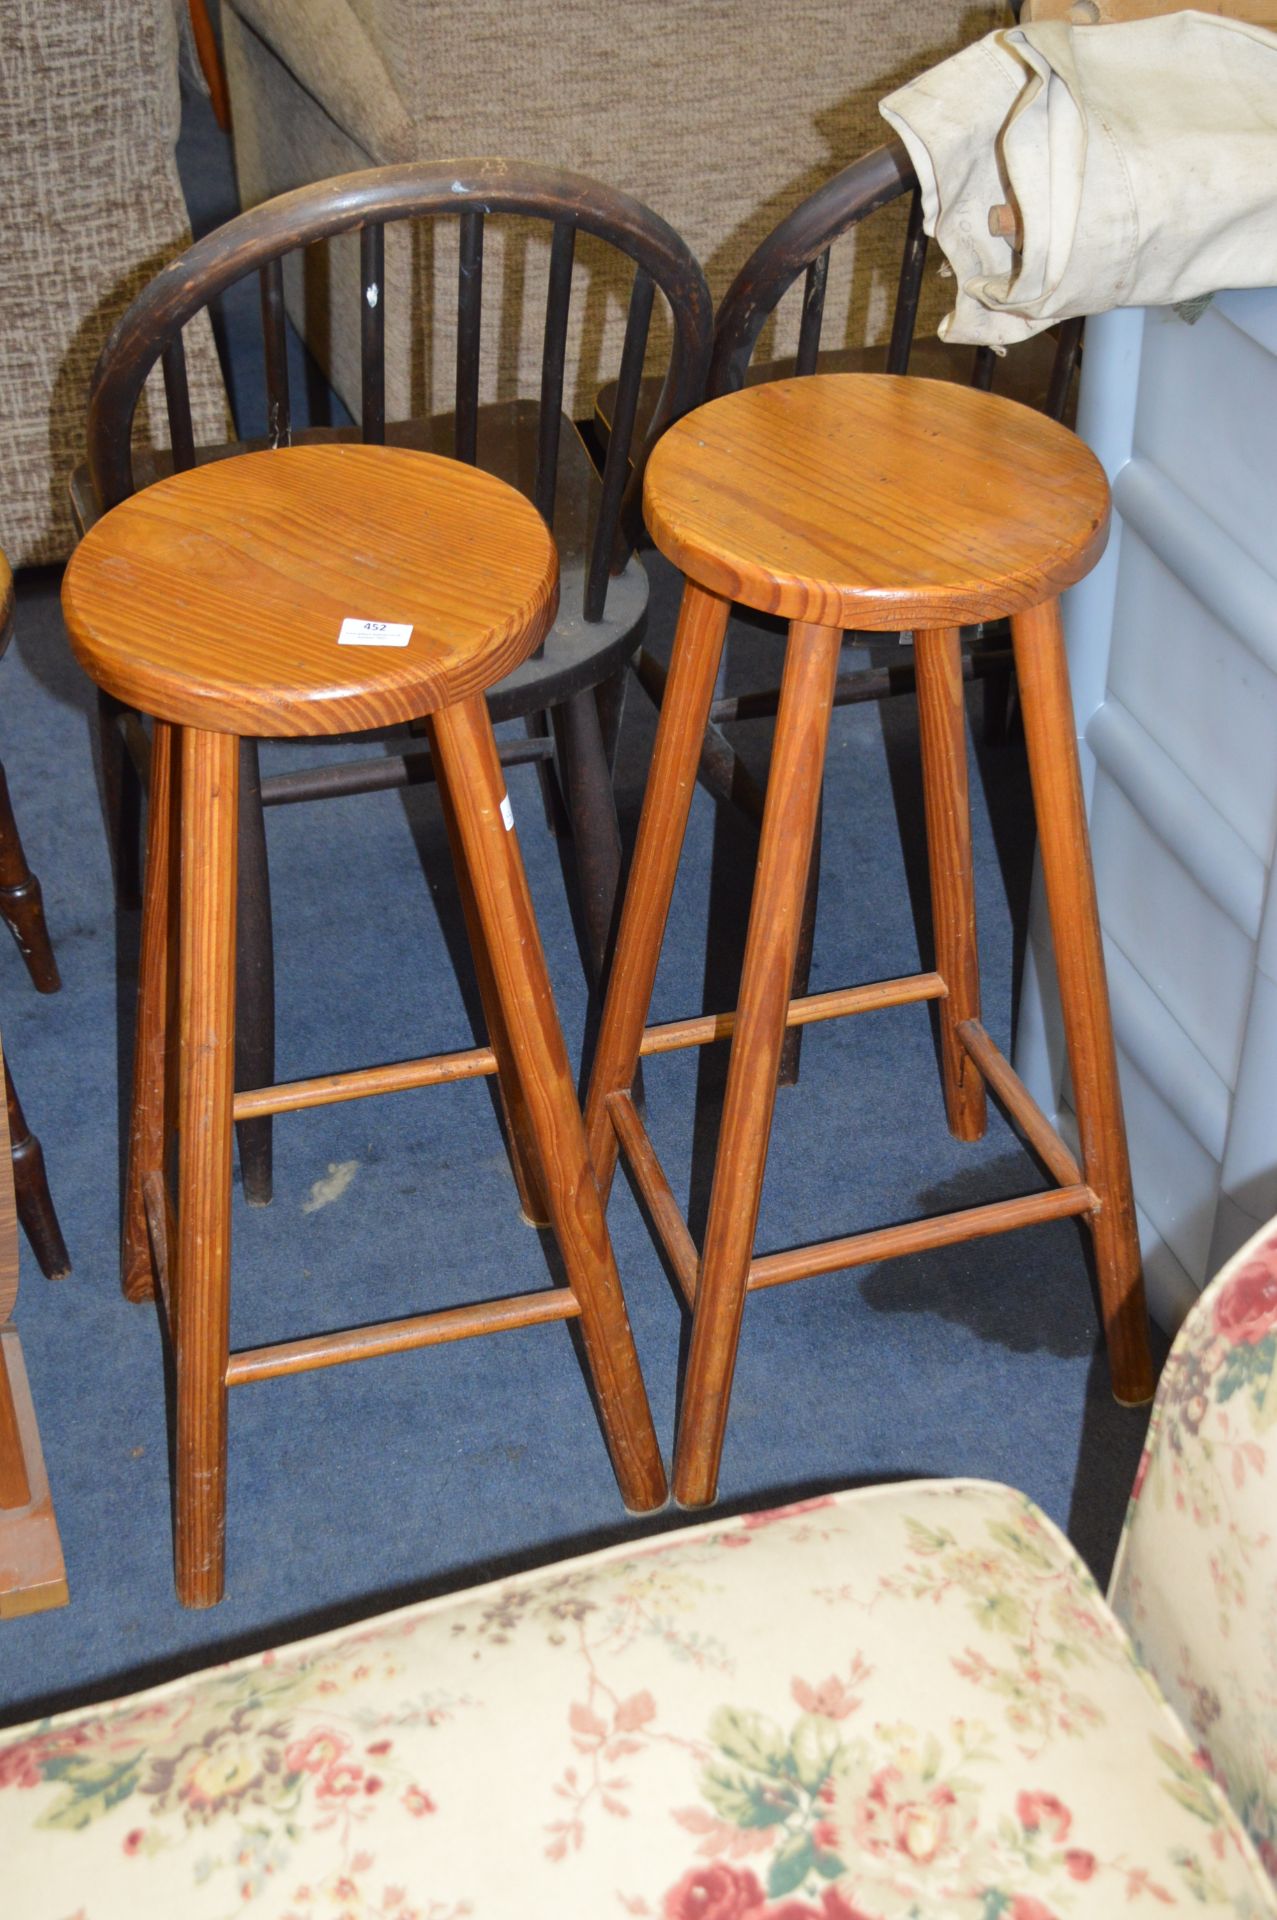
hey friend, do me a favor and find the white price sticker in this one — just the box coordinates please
[338,618,413,648]
[499,793,515,831]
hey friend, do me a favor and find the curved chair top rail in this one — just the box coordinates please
[710,140,917,396]
[88,158,715,621]
[709,137,1081,428]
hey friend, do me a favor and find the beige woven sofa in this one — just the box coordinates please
[221,0,1010,426]
[6,1217,1277,1913]
[0,1,225,567]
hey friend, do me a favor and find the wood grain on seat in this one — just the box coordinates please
[643,375,1110,630]
[62,444,559,736]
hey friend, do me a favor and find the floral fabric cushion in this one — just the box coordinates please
[1111,1214,1277,1885]
[4,1478,1273,1919]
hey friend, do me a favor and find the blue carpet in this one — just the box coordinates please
[0,91,1163,1726]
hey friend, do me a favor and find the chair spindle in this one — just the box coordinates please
[886,187,928,377]
[971,346,997,392]
[259,258,291,446]
[360,224,386,446]
[161,336,196,474]
[535,220,576,527]
[795,250,830,377]
[585,267,655,623]
[455,210,484,465]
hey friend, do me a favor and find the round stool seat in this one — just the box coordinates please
[62,444,559,735]
[643,374,1110,631]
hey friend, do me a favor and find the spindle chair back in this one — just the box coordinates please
[83,160,713,1206]
[667,140,1083,1085]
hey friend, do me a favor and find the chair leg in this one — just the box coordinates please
[234,740,274,1208]
[1011,599,1154,1405]
[0,761,59,994]
[915,625,987,1142]
[431,735,550,1226]
[97,690,143,909]
[123,721,178,1302]
[596,663,628,775]
[585,581,732,1198]
[429,693,667,1513]
[5,1062,70,1281]
[173,727,239,1608]
[549,686,646,1110]
[673,621,843,1509]
[523,709,569,835]
[550,687,624,995]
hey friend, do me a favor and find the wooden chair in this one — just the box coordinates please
[586,372,1155,1507]
[64,433,668,1608]
[0,557,70,1285]
[81,161,713,1213]
[640,140,1083,1085]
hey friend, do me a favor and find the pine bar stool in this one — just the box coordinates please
[585,373,1156,1510]
[62,440,666,1607]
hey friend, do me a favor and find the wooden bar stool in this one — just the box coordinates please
[585,373,1155,1510]
[62,440,666,1607]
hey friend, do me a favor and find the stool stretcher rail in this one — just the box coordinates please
[226,1288,582,1385]
[232,1043,498,1121]
[607,982,1101,1304]
[636,972,945,1058]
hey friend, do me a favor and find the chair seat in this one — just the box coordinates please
[61,443,559,736]
[643,374,1110,630]
[4,1481,1272,1918]
[69,401,651,723]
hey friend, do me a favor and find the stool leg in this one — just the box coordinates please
[5,1061,70,1280]
[1011,599,1154,1405]
[0,761,59,994]
[234,740,275,1208]
[778,789,822,1088]
[428,694,666,1513]
[174,727,239,1607]
[432,744,550,1227]
[585,581,731,1198]
[123,719,178,1302]
[674,620,843,1509]
[915,626,987,1142]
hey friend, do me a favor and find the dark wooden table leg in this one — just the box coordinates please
[0,760,59,994]
[98,689,143,909]
[5,1063,69,1281]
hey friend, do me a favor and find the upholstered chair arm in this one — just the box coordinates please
[224,0,417,162]
[1109,1216,1277,1876]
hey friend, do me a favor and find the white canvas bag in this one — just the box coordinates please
[880,13,1277,346]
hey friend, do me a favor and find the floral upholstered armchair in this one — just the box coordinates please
[5,1222,1277,1916]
